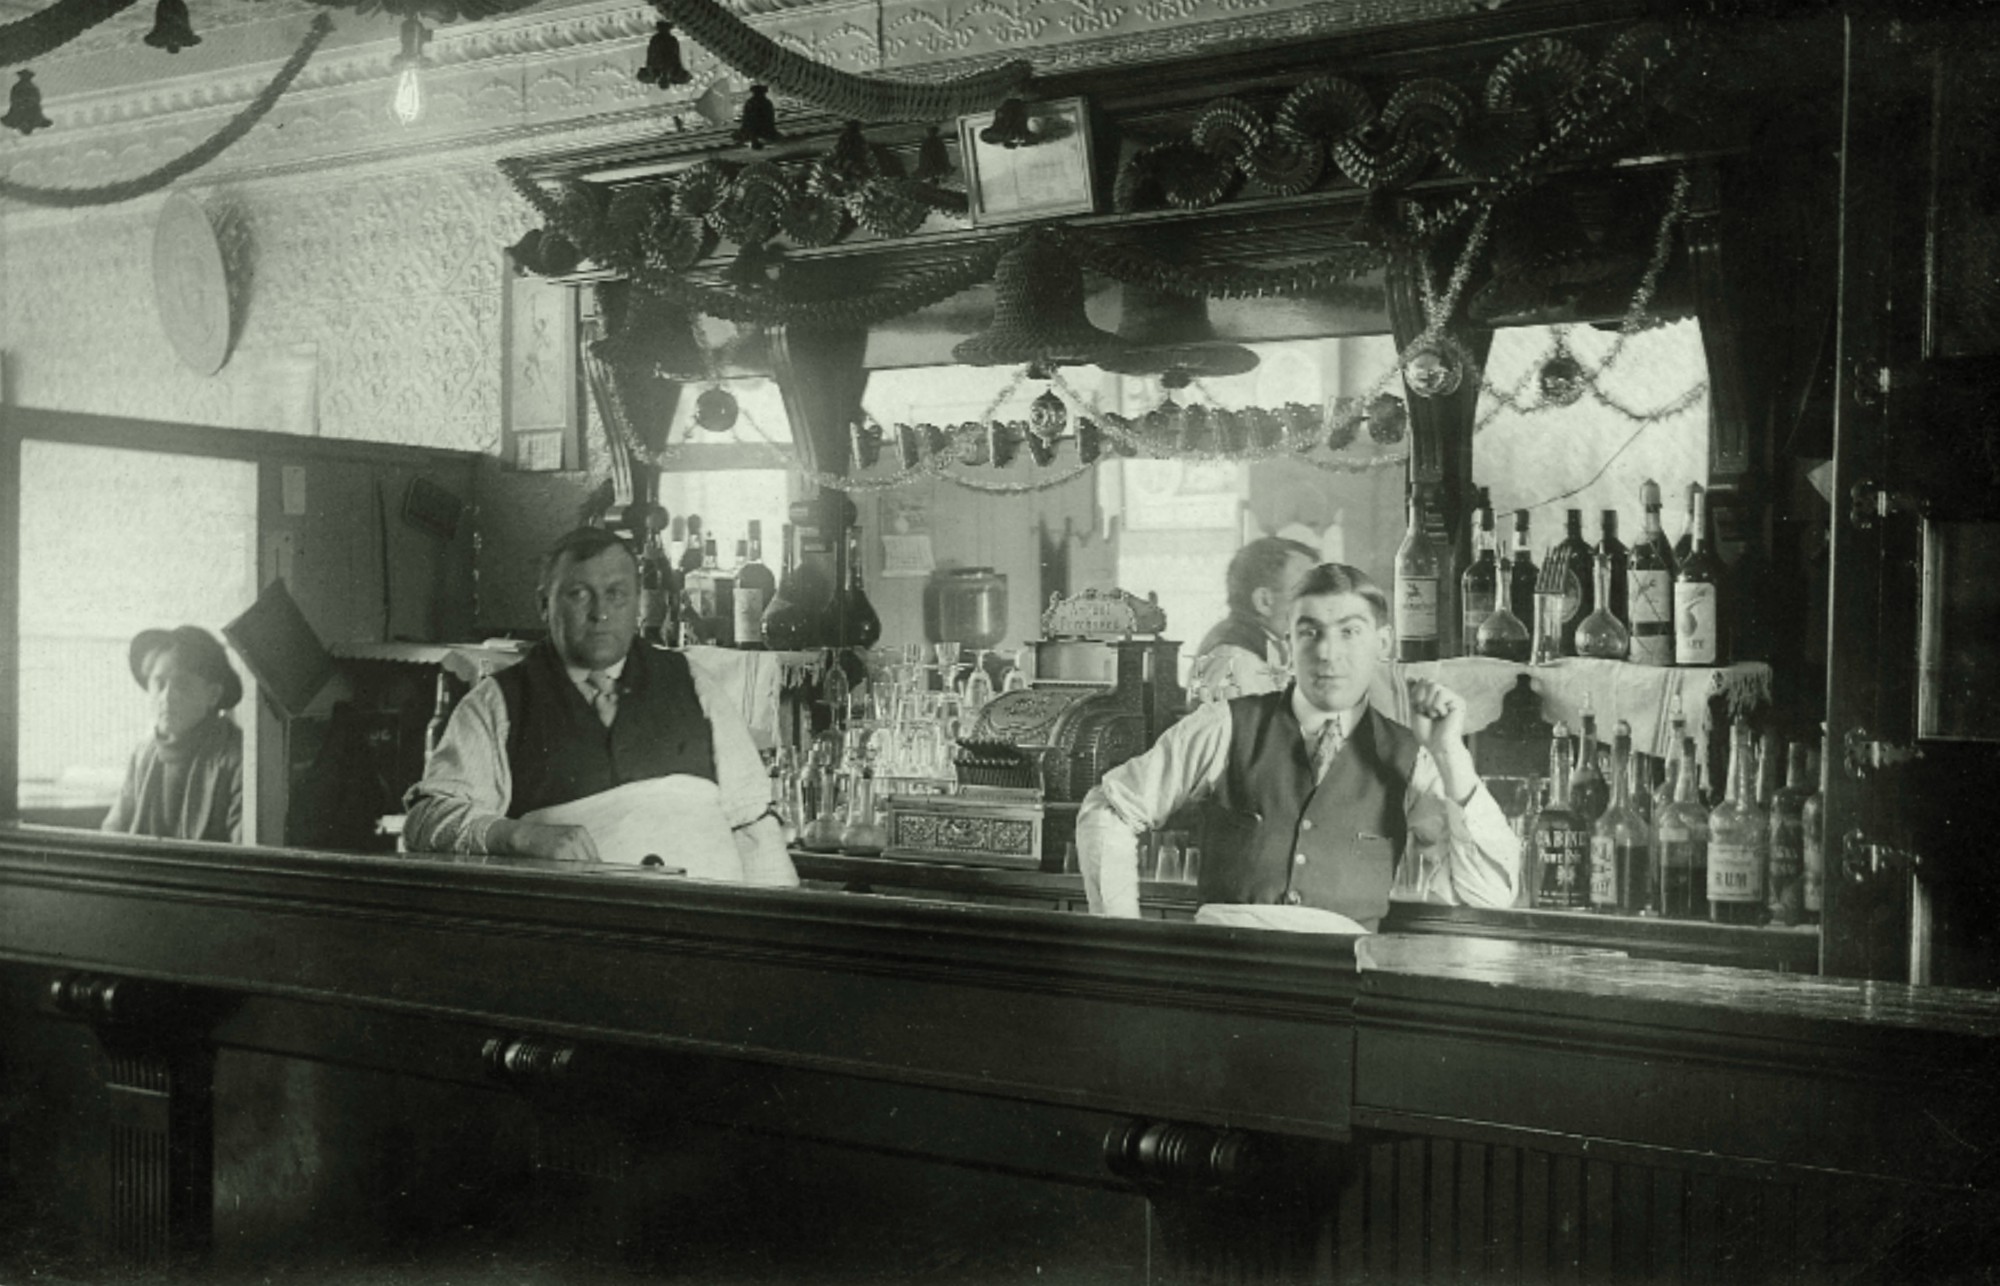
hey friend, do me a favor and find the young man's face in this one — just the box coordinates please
[1288,590,1392,713]
[543,544,640,672]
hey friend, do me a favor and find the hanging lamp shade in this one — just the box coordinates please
[1468,186,1643,327]
[1096,284,1260,387]
[951,232,1129,370]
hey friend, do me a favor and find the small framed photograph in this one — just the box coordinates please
[956,97,1098,226]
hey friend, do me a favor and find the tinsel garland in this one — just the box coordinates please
[0,13,333,207]
[652,0,1031,124]
[0,0,135,69]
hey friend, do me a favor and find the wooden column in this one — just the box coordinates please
[768,320,871,482]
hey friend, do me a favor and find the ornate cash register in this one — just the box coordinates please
[884,589,1183,871]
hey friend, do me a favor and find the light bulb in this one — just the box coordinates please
[392,63,424,124]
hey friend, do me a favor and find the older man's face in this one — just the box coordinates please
[1258,552,1317,633]
[544,544,639,672]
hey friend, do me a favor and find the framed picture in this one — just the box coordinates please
[956,97,1097,226]
[502,251,584,471]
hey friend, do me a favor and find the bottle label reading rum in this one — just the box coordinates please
[1395,579,1439,644]
[1676,583,1718,665]
[1629,569,1674,665]
[1589,836,1619,909]
[1707,841,1762,903]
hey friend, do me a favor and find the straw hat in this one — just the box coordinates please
[1096,284,1260,385]
[128,625,243,710]
[952,232,1129,370]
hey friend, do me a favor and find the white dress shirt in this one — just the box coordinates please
[403,650,797,886]
[1077,687,1520,920]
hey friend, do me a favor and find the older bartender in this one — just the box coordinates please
[1079,562,1518,929]
[404,526,796,885]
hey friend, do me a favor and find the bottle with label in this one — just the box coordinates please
[1674,486,1723,666]
[424,672,453,761]
[1672,482,1701,566]
[1590,721,1653,915]
[1535,722,1590,909]
[1801,744,1824,925]
[1574,557,1631,660]
[1545,509,1596,656]
[1394,486,1441,662]
[835,527,882,649]
[1595,508,1629,627]
[1767,741,1812,926]
[639,524,672,646]
[1461,498,1499,656]
[1655,735,1709,919]
[1569,698,1609,828]
[1509,510,1538,625]
[1629,480,1677,666]
[1707,718,1768,924]
[734,520,776,649]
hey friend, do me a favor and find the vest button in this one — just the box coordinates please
[1294,852,1307,866]
[1283,890,1302,906]
[1300,819,1314,832]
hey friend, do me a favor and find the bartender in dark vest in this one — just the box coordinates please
[404,527,796,884]
[1079,562,1518,928]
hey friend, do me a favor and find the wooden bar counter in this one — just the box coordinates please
[1,824,1994,1284]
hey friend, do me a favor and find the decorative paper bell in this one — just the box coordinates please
[1468,185,1641,327]
[979,98,1037,149]
[849,421,885,469]
[143,0,200,53]
[987,420,1022,468]
[828,120,873,179]
[1537,350,1587,407]
[915,125,953,183]
[1076,418,1104,465]
[951,232,1129,371]
[3,70,51,135]
[694,387,739,433]
[636,21,692,87]
[506,228,545,274]
[1096,285,1259,386]
[733,84,781,149]
[531,233,580,276]
[1402,334,1468,398]
[1367,393,1408,444]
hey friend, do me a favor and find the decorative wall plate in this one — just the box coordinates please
[152,192,232,377]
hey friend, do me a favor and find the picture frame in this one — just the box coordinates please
[956,97,1098,226]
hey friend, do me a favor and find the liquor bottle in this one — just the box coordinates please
[762,523,818,650]
[1595,508,1629,627]
[1707,718,1768,925]
[1509,510,1538,625]
[1461,498,1499,655]
[1394,487,1441,662]
[1474,542,1532,662]
[1655,735,1709,919]
[1629,481,1677,666]
[1674,487,1723,666]
[1672,482,1701,566]
[1590,721,1653,915]
[1652,694,1688,820]
[1801,745,1824,926]
[1569,698,1609,828]
[1534,723,1590,909]
[423,672,453,760]
[1574,557,1631,660]
[680,531,714,645]
[835,526,882,649]
[679,514,706,577]
[1547,509,1596,656]
[639,525,672,645]
[734,520,777,649]
[1767,741,1812,926]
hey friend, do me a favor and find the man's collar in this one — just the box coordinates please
[1289,684,1366,739]
[563,653,629,687]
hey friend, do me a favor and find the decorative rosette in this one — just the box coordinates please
[781,191,847,248]
[1384,80,1471,170]
[1275,77,1372,147]
[1324,397,1360,451]
[1119,140,1237,212]
[1485,37,1589,120]
[1367,393,1408,444]
[714,161,789,244]
[554,181,608,253]
[694,386,740,433]
[852,179,931,237]
[1245,131,1326,197]
[802,157,864,207]
[674,160,733,224]
[640,205,710,271]
[603,187,657,258]
[1538,351,1587,407]
[1190,97,1267,167]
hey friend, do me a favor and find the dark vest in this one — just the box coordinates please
[495,640,716,819]
[1195,611,1277,661]
[1198,690,1421,930]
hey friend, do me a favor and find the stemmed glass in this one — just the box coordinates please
[933,640,963,695]
[962,648,996,716]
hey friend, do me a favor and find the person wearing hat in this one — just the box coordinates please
[102,625,245,844]
[1187,537,1318,702]
[402,526,796,884]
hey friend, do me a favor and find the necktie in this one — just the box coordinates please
[586,671,618,728]
[1310,718,1344,781]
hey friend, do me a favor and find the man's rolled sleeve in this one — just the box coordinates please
[402,682,513,855]
[1397,749,1521,909]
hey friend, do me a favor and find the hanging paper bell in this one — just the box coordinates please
[143,0,200,53]
[988,420,1022,468]
[1402,334,1468,398]
[1537,351,1587,407]
[536,233,580,276]
[1077,418,1103,465]
[3,70,51,135]
[952,231,1129,372]
[1096,285,1260,387]
[734,84,781,149]
[979,98,1038,149]
[694,386,739,433]
[849,420,885,469]
[915,125,953,183]
[506,228,545,274]
[828,120,873,179]
[636,21,692,87]
[1367,393,1408,444]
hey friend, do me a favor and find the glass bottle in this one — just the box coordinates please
[1595,508,1629,626]
[1629,480,1677,667]
[1461,497,1498,656]
[734,524,775,649]
[1766,742,1812,926]
[1801,745,1824,926]
[1574,558,1631,660]
[1652,694,1688,821]
[1590,721,1652,915]
[1545,509,1595,656]
[836,527,883,650]
[1474,544,1532,663]
[712,535,738,647]
[1534,723,1589,909]
[640,524,673,646]
[1674,487,1723,666]
[1394,486,1441,662]
[1568,698,1609,828]
[678,513,706,577]
[1655,735,1709,919]
[681,528,716,645]
[762,523,819,650]
[1707,718,1768,924]
[1672,482,1700,566]
[839,766,887,853]
[1508,509,1538,625]
[1529,542,1572,666]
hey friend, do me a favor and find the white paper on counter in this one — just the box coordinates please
[521,776,740,879]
